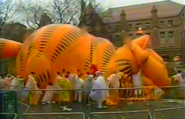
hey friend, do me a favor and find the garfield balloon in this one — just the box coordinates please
[0,24,171,99]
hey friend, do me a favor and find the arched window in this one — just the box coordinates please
[173,56,182,61]
[161,55,170,62]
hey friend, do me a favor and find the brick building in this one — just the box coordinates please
[80,1,185,67]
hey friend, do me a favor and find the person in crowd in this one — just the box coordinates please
[74,73,84,102]
[10,75,17,89]
[68,72,77,101]
[65,71,70,79]
[16,75,25,96]
[176,70,185,86]
[84,72,94,105]
[24,72,42,105]
[58,72,72,109]
[52,72,62,103]
[132,71,142,97]
[42,82,54,104]
[106,70,122,105]
[90,71,109,109]
[171,71,185,99]
[4,74,12,86]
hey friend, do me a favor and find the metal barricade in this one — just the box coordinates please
[0,113,17,119]
[153,107,185,119]
[160,85,185,99]
[17,89,86,118]
[0,90,18,113]
[2,84,185,118]
[89,110,153,119]
[21,112,85,119]
[87,86,185,118]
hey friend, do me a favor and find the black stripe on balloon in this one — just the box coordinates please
[51,29,81,62]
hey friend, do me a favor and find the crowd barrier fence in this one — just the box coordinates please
[1,85,185,119]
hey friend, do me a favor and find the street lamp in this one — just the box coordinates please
[136,27,144,36]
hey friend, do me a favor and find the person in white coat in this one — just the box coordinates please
[106,70,122,105]
[132,72,142,97]
[74,74,84,102]
[24,72,42,105]
[176,70,185,86]
[84,73,94,104]
[42,82,54,104]
[90,71,109,109]
[10,76,17,89]
[52,72,62,103]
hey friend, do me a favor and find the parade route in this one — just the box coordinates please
[18,99,185,119]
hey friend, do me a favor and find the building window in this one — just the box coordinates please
[168,20,173,26]
[145,22,150,28]
[128,24,132,28]
[160,32,165,38]
[136,23,142,25]
[160,39,166,47]
[159,21,165,25]
[115,25,119,28]
[168,31,174,37]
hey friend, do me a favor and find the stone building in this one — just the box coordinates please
[81,1,185,68]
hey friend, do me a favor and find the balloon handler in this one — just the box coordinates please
[22,72,42,105]
[90,71,109,109]
[58,75,72,109]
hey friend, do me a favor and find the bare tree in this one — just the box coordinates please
[18,0,49,29]
[17,0,106,28]
[47,0,80,25]
[0,0,19,35]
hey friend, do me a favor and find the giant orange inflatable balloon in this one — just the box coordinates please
[0,24,171,94]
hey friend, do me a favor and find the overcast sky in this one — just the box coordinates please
[96,0,185,8]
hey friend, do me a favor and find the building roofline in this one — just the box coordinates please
[168,0,184,6]
[103,14,179,24]
[102,0,184,22]
[111,0,183,9]
[179,6,185,15]
[107,0,169,9]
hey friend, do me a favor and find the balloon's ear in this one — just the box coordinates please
[132,35,150,49]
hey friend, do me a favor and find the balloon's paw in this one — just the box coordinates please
[105,99,117,106]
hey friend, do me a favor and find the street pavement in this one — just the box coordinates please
[17,99,185,119]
